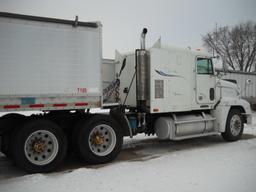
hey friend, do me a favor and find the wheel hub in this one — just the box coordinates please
[88,124,117,156]
[93,134,104,145]
[230,115,242,136]
[24,130,59,166]
[33,140,46,153]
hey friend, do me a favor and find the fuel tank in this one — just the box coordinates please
[154,114,214,140]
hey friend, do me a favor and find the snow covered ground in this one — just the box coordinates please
[0,113,255,192]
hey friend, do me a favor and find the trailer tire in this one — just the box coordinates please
[222,109,244,141]
[0,114,25,157]
[77,115,123,164]
[12,119,67,173]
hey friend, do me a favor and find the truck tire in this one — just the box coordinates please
[12,119,67,173]
[0,113,25,157]
[222,109,244,141]
[76,115,123,164]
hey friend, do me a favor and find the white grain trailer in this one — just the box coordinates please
[0,12,108,173]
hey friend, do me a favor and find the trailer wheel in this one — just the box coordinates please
[222,109,244,141]
[77,115,123,164]
[12,119,67,173]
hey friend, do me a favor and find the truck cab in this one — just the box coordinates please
[114,30,252,141]
[116,45,219,112]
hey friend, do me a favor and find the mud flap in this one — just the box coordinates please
[110,106,132,138]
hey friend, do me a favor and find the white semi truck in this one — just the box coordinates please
[0,12,252,173]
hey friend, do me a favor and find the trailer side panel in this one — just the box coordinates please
[0,13,102,111]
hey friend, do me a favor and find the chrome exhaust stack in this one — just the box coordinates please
[136,28,149,114]
[140,28,148,50]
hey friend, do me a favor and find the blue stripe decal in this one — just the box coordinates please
[155,69,184,78]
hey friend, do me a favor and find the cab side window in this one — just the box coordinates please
[197,58,213,75]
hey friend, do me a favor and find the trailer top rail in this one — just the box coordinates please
[0,12,99,28]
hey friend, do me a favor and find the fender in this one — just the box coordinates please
[211,97,252,132]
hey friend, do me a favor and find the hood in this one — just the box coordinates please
[218,79,240,98]
[219,79,238,88]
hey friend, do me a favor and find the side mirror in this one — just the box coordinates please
[215,70,224,79]
[118,58,126,77]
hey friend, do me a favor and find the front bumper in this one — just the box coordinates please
[242,113,252,125]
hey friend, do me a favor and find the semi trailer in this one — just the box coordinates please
[0,12,252,173]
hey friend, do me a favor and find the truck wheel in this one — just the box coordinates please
[77,115,123,164]
[12,119,67,173]
[222,109,244,141]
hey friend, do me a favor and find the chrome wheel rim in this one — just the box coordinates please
[24,130,59,166]
[88,124,116,156]
[230,115,242,136]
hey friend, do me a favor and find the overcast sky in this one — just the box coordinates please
[1,0,256,58]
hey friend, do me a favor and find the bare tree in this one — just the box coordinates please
[203,22,256,72]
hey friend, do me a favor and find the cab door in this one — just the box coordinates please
[196,57,216,104]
